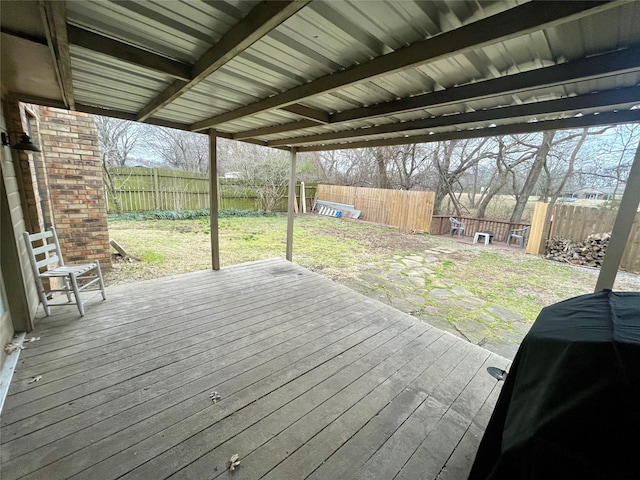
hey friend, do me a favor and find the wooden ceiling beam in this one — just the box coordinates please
[191,1,618,131]
[296,110,640,152]
[136,0,310,122]
[230,46,640,140]
[279,104,330,123]
[332,46,640,124]
[76,104,279,148]
[39,1,75,110]
[66,25,192,81]
[268,87,640,146]
[74,104,195,131]
[233,119,323,140]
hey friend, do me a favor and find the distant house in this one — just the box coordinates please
[567,186,624,201]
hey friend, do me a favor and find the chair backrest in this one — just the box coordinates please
[450,217,462,226]
[23,227,65,273]
[510,226,530,236]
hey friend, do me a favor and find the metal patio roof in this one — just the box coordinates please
[2,0,640,151]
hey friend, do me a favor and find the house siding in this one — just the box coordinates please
[0,99,38,335]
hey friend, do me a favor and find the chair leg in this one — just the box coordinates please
[63,277,73,302]
[95,261,107,300]
[35,277,52,316]
[69,273,85,316]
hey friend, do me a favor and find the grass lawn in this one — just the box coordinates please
[106,214,638,329]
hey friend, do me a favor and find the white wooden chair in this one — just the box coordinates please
[23,227,106,316]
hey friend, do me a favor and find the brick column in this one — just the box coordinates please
[38,107,111,268]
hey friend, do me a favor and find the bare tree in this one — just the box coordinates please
[225,144,312,213]
[431,138,493,215]
[148,127,209,173]
[94,116,141,167]
[510,128,611,222]
[573,123,639,196]
[94,116,143,214]
[509,131,556,222]
[375,147,391,189]
[389,144,431,190]
[473,136,536,218]
[538,128,610,204]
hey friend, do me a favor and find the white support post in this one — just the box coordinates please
[301,181,307,214]
[208,129,220,271]
[595,140,640,292]
[286,148,297,261]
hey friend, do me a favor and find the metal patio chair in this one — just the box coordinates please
[23,227,106,316]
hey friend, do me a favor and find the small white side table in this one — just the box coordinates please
[473,231,493,245]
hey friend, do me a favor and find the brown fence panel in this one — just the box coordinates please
[552,204,640,273]
[552,205,616,240]
[316,185,435,233]
[623,218,640,273]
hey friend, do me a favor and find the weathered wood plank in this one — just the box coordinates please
[0,259,509,480]
[267,336,476,480]
[10,274,320,382]
[4,301,393,474]
[9,271,325,383]
[394,354,509,480]
[168,324,448,478]
[21,310,419,479]
[2,284,362,441]
[306,337,476,480]
[25,259,289,337]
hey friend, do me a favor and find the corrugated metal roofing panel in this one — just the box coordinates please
[172,0,522,125]
[18,0,637,146]
[66,0,258,63]
[544,3,640,61]
[70,46,172,110]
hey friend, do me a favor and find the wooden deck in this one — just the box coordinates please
[0,258,510,480]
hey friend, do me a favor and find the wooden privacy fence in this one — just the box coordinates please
[550,204,640,273]
[107,168,208,211]
[106,167,317,213]
[316,185,435,233]
[430,215,530,243]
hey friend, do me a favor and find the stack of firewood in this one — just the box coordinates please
[545,232,610,268]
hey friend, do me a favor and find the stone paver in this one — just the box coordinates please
[401,259,423,268]
[407,276,426,288]
[487,305,524,323]
[352,252,531,360]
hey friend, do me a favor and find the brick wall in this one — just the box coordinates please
[38,107,111,268]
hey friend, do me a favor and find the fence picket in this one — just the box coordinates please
[316,184,435,233]
[552,204,639,273]
[106,167,317,214]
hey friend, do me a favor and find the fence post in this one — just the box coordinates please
[526,202,550,254]
[152,168,160,210]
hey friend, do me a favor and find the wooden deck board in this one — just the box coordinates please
[0,258,510,480]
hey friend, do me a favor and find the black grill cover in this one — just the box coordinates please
[468,291,640,480]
